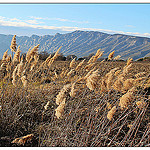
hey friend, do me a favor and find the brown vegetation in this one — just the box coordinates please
[0,35,150,147]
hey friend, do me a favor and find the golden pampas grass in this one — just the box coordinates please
[88,55,94,64]
[122,78,135,91]
[26,44,40,63]
[70,57,76,68]
[136,101,146,109]
[92,50,104,63]
[44,101,50,110]
[10,35,17,52]
[56,84,71,105]
[113,76,124,92]
[70,82,77,97]
[86,69,100,91]
[114,69,121,76]
[6,54,12,62]
[126,57,133,66]
[107,106,116,121]
[67,69,76,78]
[75,59,85,71]
[84,68,95,80]
[17,57,24,77]
[55,98,66,119]
[105,68,119,90]
[12,66,18,86]
[30,54,39,71]
[119,87,136,109]
[44,54,52,64]
[0,60,7,72]
[12,134,34,145]
[108,51,115,60]
[114,55,121,60]
[100,78,107,93]
[13,46,21,63]
[21,75,28,87]
[122,63,132,76]
[47,46,62,67]
[2,49,8,62]
[84,63,95,71]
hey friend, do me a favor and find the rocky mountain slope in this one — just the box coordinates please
[0,30,150,60]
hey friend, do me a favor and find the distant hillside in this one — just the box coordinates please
[0,30,150,60]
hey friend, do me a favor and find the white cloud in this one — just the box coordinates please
[0,16,149,38]
[29,16,89,24]
[26,19,43,24]
[10,18,21,22]
[29,16,45,20]
[126,25,135,28]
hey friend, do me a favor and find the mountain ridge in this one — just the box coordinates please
[0,30,150,60]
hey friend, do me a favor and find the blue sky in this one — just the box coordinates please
[0,4,150,37]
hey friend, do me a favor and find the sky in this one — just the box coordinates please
[0,4,150,37]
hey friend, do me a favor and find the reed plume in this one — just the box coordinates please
[119,87,136,109]
[92,50,104,63]
[26,44,40,63]
[100,78,107,93]
[114,55,121,60]
[56,84,71,105]
[30,54,39,71]
[70,57,76,68]
[113,76,124,92]
[55,98,66,119]
[108,51,115,60]
[70,82,77,97]
[12,65,18,86]
[122,63,132,76]
[105,68,119,90]
[44,101,50,110]
[13,45,21,64]
[88,55,94,64]
[10,35,17,52]
[122,78,135,91]
[2,49,8,62]
[17,56,24,77]
[84,63,95,71]
[21,75,28,87]
[84,67,96,80]
[12,134,34,145]
[136,100,146,109]
[86,69,100,91]
[107,106,116,121]
[114,69,121,76]
[47,46,62,67]
[67,69,76,77]
[126,57,133,66]
[75,59,85,71]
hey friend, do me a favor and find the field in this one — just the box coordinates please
[0,36,150,147]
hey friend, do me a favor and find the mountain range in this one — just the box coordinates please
[0,30,150,60]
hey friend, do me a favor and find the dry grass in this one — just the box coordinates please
[0,36,150,147]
